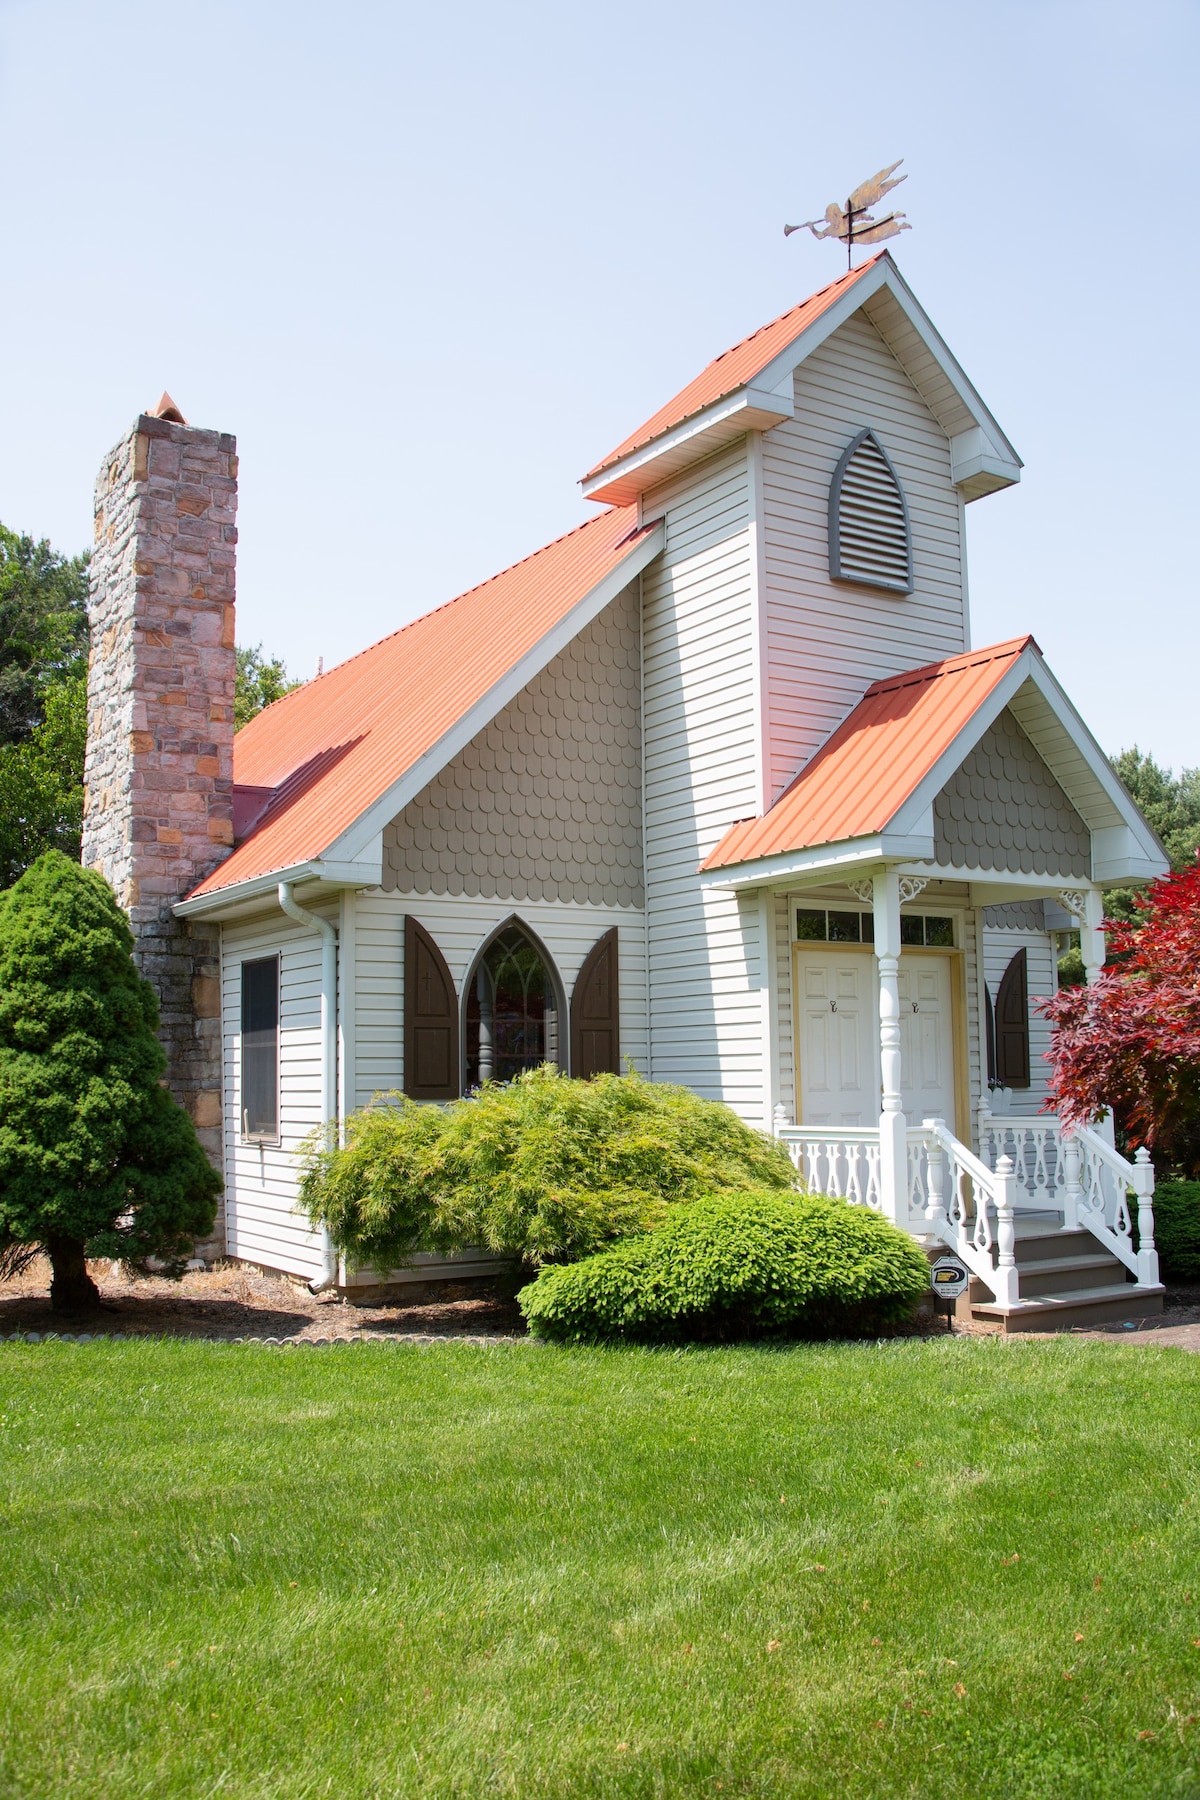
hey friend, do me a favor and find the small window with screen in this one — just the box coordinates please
[795,909,953,948]
[794,909,873,943]
[241,956,279,1141]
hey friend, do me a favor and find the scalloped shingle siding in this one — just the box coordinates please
[382,589,643,907]
[934,708,1090,875]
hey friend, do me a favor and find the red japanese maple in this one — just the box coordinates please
[1040,859,1200,1167]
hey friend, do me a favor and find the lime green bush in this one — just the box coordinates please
[1152,1180,1200,1282]
[301,1066,797,1270]
[518,1189,930,1342]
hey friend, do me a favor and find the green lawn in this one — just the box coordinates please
[1,1337,1199,1799]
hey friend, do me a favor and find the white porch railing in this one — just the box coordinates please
[773,1108,1159,1308]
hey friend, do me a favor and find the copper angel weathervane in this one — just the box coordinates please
[785,160,911,268]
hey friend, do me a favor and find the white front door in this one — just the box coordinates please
[795,949,957,1130]
[897,954,956,1128]
[795,952,878,1126]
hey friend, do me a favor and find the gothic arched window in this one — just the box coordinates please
[465,922,563,1089]
[828,428,914,595]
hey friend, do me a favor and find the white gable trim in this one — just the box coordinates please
[581,254,1021,509]
[320,519,665,867]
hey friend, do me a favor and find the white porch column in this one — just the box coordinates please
[873,870,906,1225]
[1081,887,1107,985]
[1074,887,1116,1144]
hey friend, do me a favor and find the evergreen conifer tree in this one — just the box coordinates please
[0,851,220,1313]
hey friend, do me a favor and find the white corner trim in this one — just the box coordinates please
[322,520,666,867]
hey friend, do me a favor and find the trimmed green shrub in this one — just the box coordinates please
[0,850,221,1313]
[301,1066,797,1270]
[1152,1181,1200,1282]
[517,1188,931,1342]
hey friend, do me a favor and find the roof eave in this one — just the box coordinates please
[699,831,934,892]
[581,387,794,507]
[174,847,385,922]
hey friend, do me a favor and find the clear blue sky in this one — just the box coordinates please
[2,0,1197,767]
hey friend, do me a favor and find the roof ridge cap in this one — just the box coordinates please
[864,636,1033,697]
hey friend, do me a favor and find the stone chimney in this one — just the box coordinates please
[82,401,237,1254]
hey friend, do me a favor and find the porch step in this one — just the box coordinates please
[1013,1253,1131,1298]
[1013,1228,1105,1264]
[971,1283,1165,1334]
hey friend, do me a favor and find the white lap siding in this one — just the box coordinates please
[349,892,648,1106]
[761,312,968,804]
[220,908,331,1280]
[640,444,770,1124]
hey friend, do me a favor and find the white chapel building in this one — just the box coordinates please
[82,252,1168,1327]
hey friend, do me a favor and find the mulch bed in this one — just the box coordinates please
[2,1259,1197,1348]
[0,1259,525,1342]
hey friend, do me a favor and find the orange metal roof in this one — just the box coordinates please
[583,257,882,483]
[191,505,648,897]
[701,636,1036,871]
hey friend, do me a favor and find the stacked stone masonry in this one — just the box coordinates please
[82,414,237,1254]
[933,708,1091,877]
[383,587,644,907]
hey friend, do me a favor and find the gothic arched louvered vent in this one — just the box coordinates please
[994,947,1031,1089]
[828,428,914,595]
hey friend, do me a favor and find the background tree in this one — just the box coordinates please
[1057,746,1200,985]
[0,523,88,743]
[1041,857,1200,1175]
[0,524,90,886]
[0,851,220,1313]
[235,643,300,729]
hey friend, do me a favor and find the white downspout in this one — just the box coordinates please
[278,881,340,1293]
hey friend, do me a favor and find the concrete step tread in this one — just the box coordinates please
[974,1283,1164,1319]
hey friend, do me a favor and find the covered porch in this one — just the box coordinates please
[768,868,1161,1328]
[702,638,1169,1327]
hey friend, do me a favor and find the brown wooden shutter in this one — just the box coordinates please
[403,918,459,1100]
[570,928,620,1078]
[994,947,1030,1089]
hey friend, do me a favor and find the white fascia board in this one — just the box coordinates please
[699,831,933,892]
[322,521,666,866]
[173,861,320,920]
[581,391,792,507]
[910,865,1093,901]
[173,850,386,926]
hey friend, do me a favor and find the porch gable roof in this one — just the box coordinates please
[700,636,1167,885]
